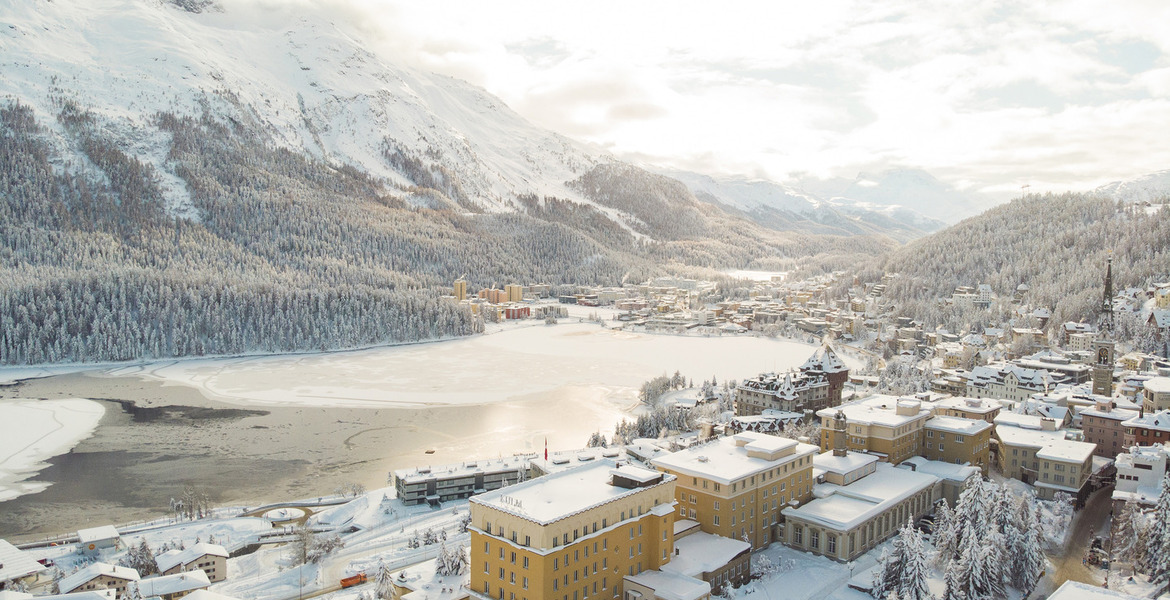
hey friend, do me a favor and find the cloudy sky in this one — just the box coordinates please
[319,0,1169,195]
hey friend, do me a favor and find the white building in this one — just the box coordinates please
[1113,445,1170,506]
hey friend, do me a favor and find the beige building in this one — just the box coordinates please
[661,522,750,595]
[781,462,941,561]
[454,279,468,301]
[922,417,992,474]
[156,543,229,583]
[993,414,1096,499]
[469,460,677,600]
[929,396,1002,423]
[735,347,849,415]
[506,284,524,303]
[59,563,140,599]
[816,396,932,464]
[651,432,819,550]
[0,539,46,590]
[1144,378,1170,413]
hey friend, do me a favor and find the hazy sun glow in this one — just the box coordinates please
[250,0,1170,194]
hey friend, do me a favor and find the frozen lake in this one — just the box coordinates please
[117,323,837,408]
[0,324,854,539]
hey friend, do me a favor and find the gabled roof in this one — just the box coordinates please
[59,563,140,595]
[0,539,46,583]
[134,570,210,598]
[155,544,228,574]
[1123,410,1170,432]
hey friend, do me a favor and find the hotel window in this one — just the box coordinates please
[794,527,803,544]
[512,552,516,564]
[810,530,820,549]
[938,443,944,451]
[523,578,529,590]
[714,516,720,526]
[499,567,505,580]
[484,562,489,574]
[523,557,529,569]
[827,535,837,554]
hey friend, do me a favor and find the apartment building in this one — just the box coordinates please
[395,457,528,506]
[928,396,1002,423]
[993,414,1096,500]
[650,432,819,550]
[1144,378,1170,413]
[1122,410,1170,447]
[469,460,677,600]
[967,364,1064,403]
[59,564,140,599]
[816,396,932,464]
[1080,401,1139,459]
[921,417,992,474]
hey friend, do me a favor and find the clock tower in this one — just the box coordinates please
[1093,257,1115,396]
[1092,339,1114,396]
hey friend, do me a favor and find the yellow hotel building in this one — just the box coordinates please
[469,461,678,600]
[650,431,819,550]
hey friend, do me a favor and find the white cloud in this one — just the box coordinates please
[251,0,1170,194]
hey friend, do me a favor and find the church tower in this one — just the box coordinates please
[1093,257,1116,396]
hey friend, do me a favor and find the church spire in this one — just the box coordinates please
[1100,255,1115,333]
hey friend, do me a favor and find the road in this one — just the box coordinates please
[1032,485,1114,598]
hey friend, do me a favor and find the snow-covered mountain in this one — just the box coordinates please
[1096,170,1170,204]
[664,170,947,242]
[794,169,1007,225]
[1,0,618,217]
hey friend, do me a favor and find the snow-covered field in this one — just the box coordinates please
[106,324,850,409]
[0,398,105,502]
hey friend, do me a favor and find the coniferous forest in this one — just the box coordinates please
[0,99,886,365]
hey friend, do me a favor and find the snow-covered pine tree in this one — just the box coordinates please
[450,544,469,576]
[871,525,908,599]
[435,542,452,576]
[1113,500,1148,571]
[940,554,964,600]
[375,559,395,600]
[1009,495,1044,593]
[978,530,1007,600]
[1148,474,1170,592]
[897,524,932,600]
[932,499,959,565]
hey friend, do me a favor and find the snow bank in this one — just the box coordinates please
[0,398,105,501]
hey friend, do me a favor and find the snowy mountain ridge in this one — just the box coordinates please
[1095,169,1170,204]
[1,0,622,221]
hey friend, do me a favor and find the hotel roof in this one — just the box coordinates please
[470,459,672,526]
[924,416,992,436]
[651,432,817,486]
[815,395,931,427]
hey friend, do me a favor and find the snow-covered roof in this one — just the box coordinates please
[898,457,980,482]
[1145,377,1170,394]
[59,563,140,594]
[813,451,879,475]
[625,569,710,600]
[661,532,749,579]
[994,412,1049,430]
[76,525,120,545]
[184,591,243,600]
[815,395,930,427]
[1122,410,1170,432]
[1036,440,1096,463]
[39,592,116,600]
[1078,405,1139,422]
[651,432,817,486]
[1047,580,1143,600]
[395,454,529,484]
[0,539,46,583]
[924,416,991,436]
[0,592,32,600]
[930,396,1001,414]
[155,543,228,574]
[611,465,661,484]
[470,459,672,525]
[783,463,939,531]
[134,571,210,598]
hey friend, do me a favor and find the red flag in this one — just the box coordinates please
[544,437,548,461]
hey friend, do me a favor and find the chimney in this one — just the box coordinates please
[833,410,848,457]
[1040,417,1057,431]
